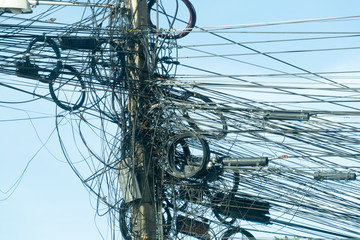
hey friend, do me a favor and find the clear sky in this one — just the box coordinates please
[1,1,360,240]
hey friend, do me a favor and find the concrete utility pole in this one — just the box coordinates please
[124,0,157,239]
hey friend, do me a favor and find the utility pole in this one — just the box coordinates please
[124,0,157,239]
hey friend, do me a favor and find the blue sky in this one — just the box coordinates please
[1,1,360,239]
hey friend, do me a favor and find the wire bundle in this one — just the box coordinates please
[0,1,360,239]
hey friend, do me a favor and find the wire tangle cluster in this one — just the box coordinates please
[0,1,360,239]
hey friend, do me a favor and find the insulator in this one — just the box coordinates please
[264,111,310,121]
[313,171,356,181]
[222,157,268,167]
